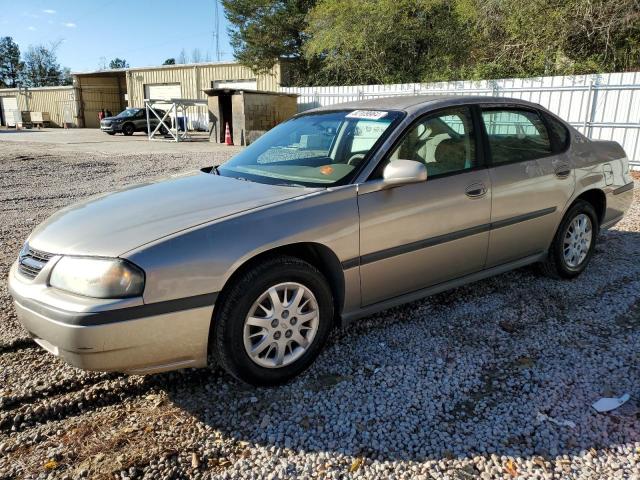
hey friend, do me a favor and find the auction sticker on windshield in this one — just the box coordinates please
[346,110,388,120]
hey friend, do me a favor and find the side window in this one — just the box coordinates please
[544,113,570,151]
[482,109,552,164]
[380,107,476,178]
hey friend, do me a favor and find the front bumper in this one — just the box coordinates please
[100,123,122,133]
[8,262,215,374]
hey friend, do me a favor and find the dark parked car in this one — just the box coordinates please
[100,108,169,136]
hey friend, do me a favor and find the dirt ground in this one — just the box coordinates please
[0,131,638,480]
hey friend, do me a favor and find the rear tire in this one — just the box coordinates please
[122,123,135,136]
[212,256,334,386]
[540,200,599,279]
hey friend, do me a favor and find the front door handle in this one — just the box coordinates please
[465,183,487,198]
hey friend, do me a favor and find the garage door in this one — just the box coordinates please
[0,96,19,127]
[144,83,182,110]
[213,79,257,90]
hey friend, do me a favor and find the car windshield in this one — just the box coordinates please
[116,109,139,118]
[217,110,402,187]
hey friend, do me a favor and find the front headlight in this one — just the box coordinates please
[49,257,145,298]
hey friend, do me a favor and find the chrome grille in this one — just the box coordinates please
[18,247,53,279]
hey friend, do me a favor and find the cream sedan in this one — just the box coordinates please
[9,96,634,385]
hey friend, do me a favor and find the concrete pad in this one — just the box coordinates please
[0,127,244,155]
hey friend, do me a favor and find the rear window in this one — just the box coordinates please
[482,109,552,164]
[544,114,570,151]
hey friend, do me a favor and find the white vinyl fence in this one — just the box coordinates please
[281,72,640,166]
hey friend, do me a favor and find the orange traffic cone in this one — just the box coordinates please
[224,122,233,146]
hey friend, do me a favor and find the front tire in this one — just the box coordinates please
[122,123,135,136]
[212,256,334,386]
[540,200,599,279]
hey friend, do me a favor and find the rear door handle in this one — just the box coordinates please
[555,165,571,178]
[465,183,487,198]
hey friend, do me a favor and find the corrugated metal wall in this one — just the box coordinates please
[126,62,280,107]
[0,86,78,127]
[0,62,280,129]
[124,62,280,131]
[282,71,640,165]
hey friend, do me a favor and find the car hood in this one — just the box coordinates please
[28,171,315,257]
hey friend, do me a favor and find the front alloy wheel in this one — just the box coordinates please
[243,282,319,368]
[212,256,333,386]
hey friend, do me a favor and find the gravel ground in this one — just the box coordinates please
[0,140,639,480]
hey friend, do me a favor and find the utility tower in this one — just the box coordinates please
[213,0,221,61]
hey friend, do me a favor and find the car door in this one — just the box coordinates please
[357,106,492,306]
[481,106,576,267]
[134,109,146,130]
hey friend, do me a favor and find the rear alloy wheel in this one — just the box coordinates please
[540,200,598,279]
[122,123,135,136]
[562,213,593,268]
[212,256,333,386]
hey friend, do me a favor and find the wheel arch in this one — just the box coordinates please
[214,242,346,326]
[569,188,606,226]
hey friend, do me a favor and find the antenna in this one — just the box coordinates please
[213,0,221,61]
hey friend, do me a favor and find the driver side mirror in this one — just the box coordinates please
[382,160,427,189]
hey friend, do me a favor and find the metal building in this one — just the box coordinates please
[75,61,284,128]
[0,86,80,127]
[0,61,286,129]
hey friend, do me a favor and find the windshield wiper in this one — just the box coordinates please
[272,182,308,188]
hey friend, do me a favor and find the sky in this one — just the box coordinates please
[0,0,235,72]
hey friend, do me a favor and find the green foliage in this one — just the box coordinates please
[163,58,176,65]
[21,44,66,87]
[455,0,640,79]
[224,0,639,86]
[0,37,23,88]
[222,0,322,84]
[305,0,469,84]
[109,58,129,69]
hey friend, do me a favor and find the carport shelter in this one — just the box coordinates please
[204,88,298,146]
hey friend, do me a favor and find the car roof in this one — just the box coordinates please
[307,95,545,115]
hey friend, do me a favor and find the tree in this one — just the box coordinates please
[21,43,66,87]
[221,0,639,86]
[222,0,320,85]
[454,0,640,79]
[60,67,73,86]
[300,0,640,85]
[109,58,129,69]
[0,37,23,88]
[163,58,176,65]
[177,49,188,64]
[305,0,468,85]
